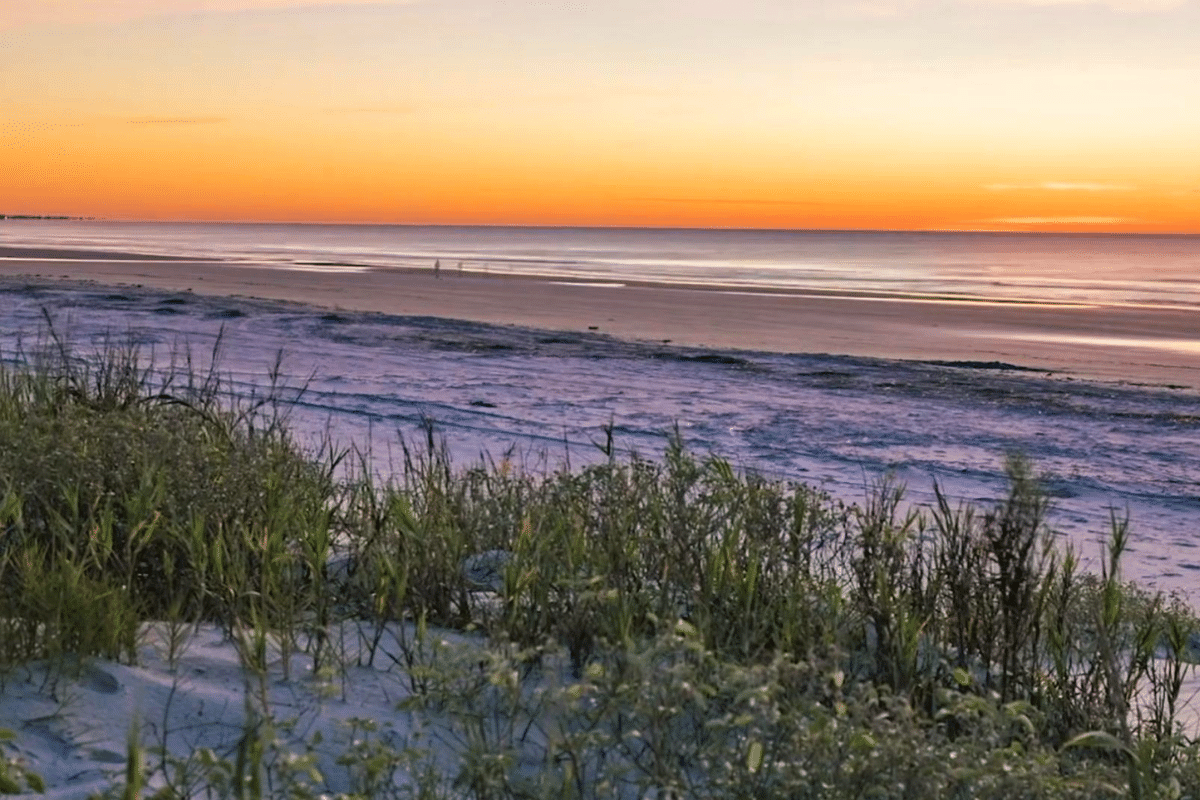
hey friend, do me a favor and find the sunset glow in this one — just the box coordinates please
[3,0,1199,231]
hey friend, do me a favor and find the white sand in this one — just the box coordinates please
[4,618,1199,797]
[4,622,485,798]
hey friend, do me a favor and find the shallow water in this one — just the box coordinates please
[3,279,1199,604]
[4,220,1200,309]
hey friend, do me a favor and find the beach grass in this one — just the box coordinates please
[2,333,1199,798]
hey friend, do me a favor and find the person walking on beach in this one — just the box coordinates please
[434,259,441,278]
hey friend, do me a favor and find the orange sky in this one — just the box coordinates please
[2,0,1199,231]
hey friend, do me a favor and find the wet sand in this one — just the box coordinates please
[2,245,1198,388]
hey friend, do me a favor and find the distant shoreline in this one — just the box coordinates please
[2,244,1198,390]
[0,214,92,220]
[4,217,1200,236]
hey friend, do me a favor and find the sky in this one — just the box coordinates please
[2,0,1199,231]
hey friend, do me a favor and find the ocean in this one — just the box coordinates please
[3,220,1200,601]
[4,219,1200,308]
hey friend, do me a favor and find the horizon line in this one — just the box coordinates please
[5,215,1200,237]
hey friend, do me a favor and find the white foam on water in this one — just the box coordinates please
[981,330,1200,356]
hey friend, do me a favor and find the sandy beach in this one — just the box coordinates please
[3,245,1198,389]
[6,245,1200,797]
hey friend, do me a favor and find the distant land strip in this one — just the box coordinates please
[0,214,93,220]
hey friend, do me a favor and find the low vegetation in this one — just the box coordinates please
[1,331,1198,798]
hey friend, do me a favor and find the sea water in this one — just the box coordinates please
[2,221,1200,601]
[4,220,1200,308]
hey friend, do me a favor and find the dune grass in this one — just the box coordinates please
[1,333,1199,798]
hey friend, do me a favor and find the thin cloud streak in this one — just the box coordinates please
[3,1,421,30]
[984,182,1135,191]
[641,197,829,207]
[967,0,1187,10]
[991,216,1131,224]
[667,0,1189,15]
[861,0,1186,13]
[735,0,1194,18]
[127,116,227,125]
[324,105,418,115]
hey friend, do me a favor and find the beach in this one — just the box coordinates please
[3,244,1199,389]
[3,242,1200,598]
[5,242,1200,797]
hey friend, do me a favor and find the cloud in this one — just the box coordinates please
[991,216,1131,224]
[12,0,1189,29]
[640,197,828,207]
[3,1,421,30]
[126,116,226,125]
[1040,182,1134,192]
[697,0,1194,18]
[850,0,1188,13]
[984,182,1135,191]
[963,0,1186,10]
[323,105,418,115]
